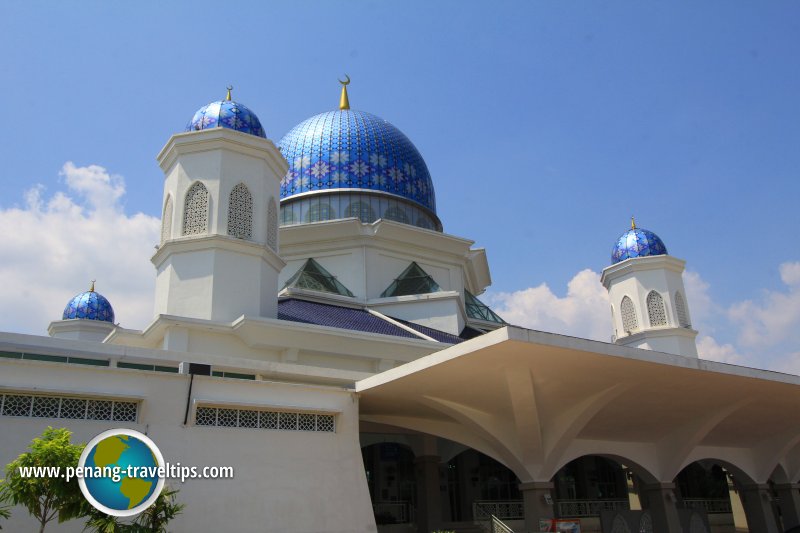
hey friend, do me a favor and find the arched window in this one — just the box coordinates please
[306,202,335,223]
[227,183,253,239]
[280,205,296,226]
[161,195,173,243]
[647,291,667,327]
[383,206,409,224]
[675,291,690,327]
[620,296,638,334]
[267,197,278,251]
[344,201,376,223]
[182,182,209,235]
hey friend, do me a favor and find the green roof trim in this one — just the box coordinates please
[465,290,505,324]
[381,262,441,298]
[283,258,354,297]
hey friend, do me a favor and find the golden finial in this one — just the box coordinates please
[225,85,233,101]
[89,279,96,292]
[631,216,636,230]
[338,75,351,110]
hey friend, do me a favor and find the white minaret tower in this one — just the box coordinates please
[152,87,287,324]
[600,218,698,357]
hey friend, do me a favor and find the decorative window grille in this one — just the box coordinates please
[383,206,409,224]
[267,198,278,250]
[182,182,209,235]
[227,183,253,239]
[344,201,376,223]
[675,291,690,327]
[161,195,173,243]
[620,296,638,334]
[306,202,335,223]
[647,291,668,327]
[195,406,335,433]
[1,393,137,422]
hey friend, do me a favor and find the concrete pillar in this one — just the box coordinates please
[624,467,641,511]
[415,455,442,533]
[640,482,682,533]
[726,471,749,532]
[519,481,554,533]
[739,484,780,533]
[775,483,800,530]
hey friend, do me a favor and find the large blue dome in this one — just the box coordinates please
[62,288,115,323]
[611,226,668,264]
[277,109,437,219]
[186,97,265,138]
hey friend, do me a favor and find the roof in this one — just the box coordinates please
[277,298,471,344]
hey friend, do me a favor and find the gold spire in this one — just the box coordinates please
[631,216,636,230]
[89,279,96,292]
[226,85,233,101]
[338,75,351,110]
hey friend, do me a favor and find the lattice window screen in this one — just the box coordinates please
[182,182,209,235]
[1,394,137,422]
[227,183,253,239]
[161,195,173,243]
[194,406,335,432]
[675,291,690,327]
[267,197,278,250]
[647,291,667,326]
[621,296,638,333]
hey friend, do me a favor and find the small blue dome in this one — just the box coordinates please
[278,109,436,215]
[62,289,115,323]
[611,227,668,264]
[186,99,265,138]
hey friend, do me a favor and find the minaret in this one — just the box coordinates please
[152,87,287,323]
[600,218,698,357]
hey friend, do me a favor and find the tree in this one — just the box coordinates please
[0,427,85,533]
[83,487,184,533]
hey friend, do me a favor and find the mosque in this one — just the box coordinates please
[1,80,800,533]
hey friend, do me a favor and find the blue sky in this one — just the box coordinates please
[0,2,798,369]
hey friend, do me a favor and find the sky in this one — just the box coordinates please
[0,2,797,372]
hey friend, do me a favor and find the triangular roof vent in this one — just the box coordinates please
[381,262,441,297]
[282,259,354,297]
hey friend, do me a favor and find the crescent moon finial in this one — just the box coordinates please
[226,85,233,101]
[338,75,351,110]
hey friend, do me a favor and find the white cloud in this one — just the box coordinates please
[695,335,745,365]
[0,162,159,335]
[487,269,611,341]
[728,261,800,350]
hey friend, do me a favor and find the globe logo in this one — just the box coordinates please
[78,429,165,517]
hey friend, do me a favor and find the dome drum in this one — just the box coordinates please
[280,189,441,230]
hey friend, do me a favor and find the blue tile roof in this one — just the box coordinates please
[277,298,471,344]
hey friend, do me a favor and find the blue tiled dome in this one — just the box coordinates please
[611,227,668,264]
[186,98,265,138]
[62,289,115,323]
[277,109,436,215]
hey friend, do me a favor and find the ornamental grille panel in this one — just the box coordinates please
[675,291,690,327]
[182,181,209,235]
[161,195,173,243]
[0,393,137,422]
[620,296,638,333]
[227,183,253,239]
[647,291,667,327]
[195,406,335,432]
[267,198,278,250]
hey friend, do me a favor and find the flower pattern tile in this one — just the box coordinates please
[62,291,115,323]
[611,228,668,264]
[186,100,266,138]
[277,110,436,213]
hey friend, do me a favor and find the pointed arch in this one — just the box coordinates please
[646,291,667,327]
[620,296,638,334]
[675,291,690,327]
[267,197,278,251]
[227,182,253,239]
[344,201,376,223]
[161,195,173,243]
[182,181,209,235]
